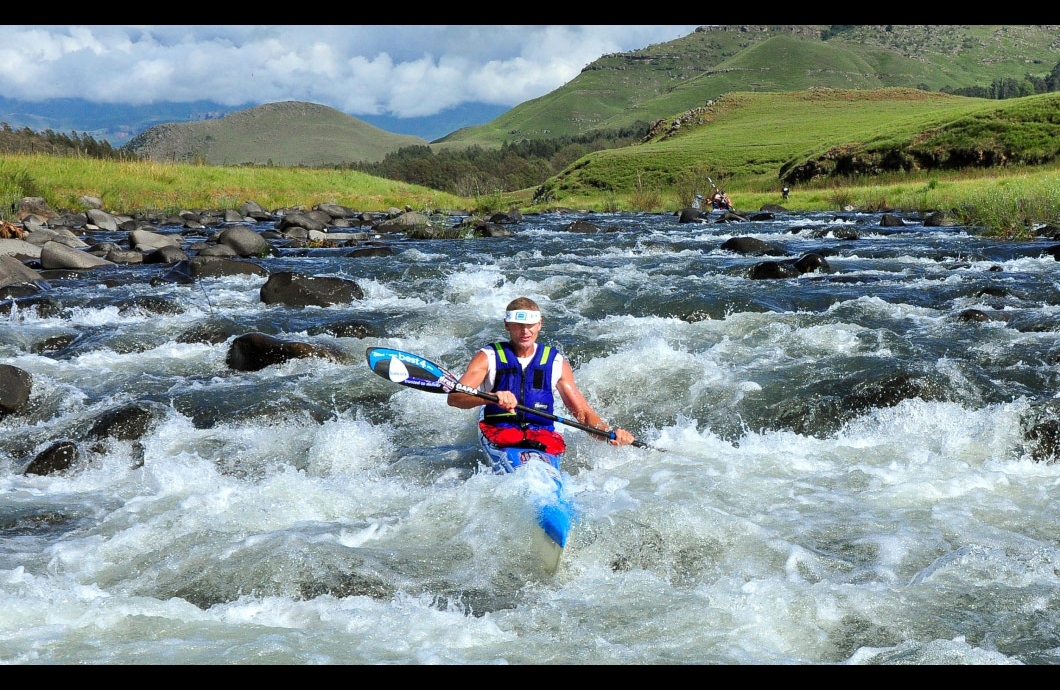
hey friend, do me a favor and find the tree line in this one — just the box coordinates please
[941,60,1060,99]
[0,123,137,160]
[342,124,650,195]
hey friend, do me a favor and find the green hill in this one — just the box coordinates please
[122,101,427,165]
[533,88,1060,203]
[436,25,1060,150]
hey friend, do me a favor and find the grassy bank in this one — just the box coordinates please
[2,152,1058,238]
[533,164,1060,237]
[0,154,470,218]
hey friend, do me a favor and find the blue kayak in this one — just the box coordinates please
[478,427,575,570]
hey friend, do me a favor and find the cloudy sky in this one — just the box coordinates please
[0,25,700,119]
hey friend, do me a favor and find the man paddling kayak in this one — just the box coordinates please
[446,296,635,450]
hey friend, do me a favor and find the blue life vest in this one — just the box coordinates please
[482,341,557,430]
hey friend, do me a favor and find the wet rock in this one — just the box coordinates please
[226,332,347,371]
[105,249,145,264]
[793,253,830,273]
[40,241,115,270]
[173,257,268,280]
[15,197,57,222]
[143,245,189,264]
[678,208,708,223]
[1017,402,1060,463]
[0,254,44,289]
[346,246,395,257]
[195,244,239,258]
[30,332,77,354]
[88,401,167,442]
[749,253,830,280]
[748,261,802,280]
[721,237,784,256]
[923,211,956,227]
[306,320,380,339]
[24,441,79,476]
[564,220,603,233]
[473,223,515,238]
[957,308,993,323]
[218,226,272,257]
[0,364,32,414]
[260,271,363,308]
[177,317,246,345]
[130,228,182,251]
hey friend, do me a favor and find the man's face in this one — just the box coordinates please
[505,319,541,348]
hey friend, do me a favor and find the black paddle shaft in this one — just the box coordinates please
[447,379,653,450]
[366,346,658,451]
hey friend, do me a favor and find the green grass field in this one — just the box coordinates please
[0,154,469,217]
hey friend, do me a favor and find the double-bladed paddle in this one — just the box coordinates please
[365,346,659,450]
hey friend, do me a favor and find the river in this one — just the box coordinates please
[3,206,1060,664]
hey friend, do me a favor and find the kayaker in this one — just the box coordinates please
[712,189,732,210]
[446,296,635,450]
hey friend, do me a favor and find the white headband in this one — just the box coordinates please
[505,309,541,324]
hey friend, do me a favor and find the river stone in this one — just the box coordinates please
[218,226,271,257]
[346,246,394,257]
[40,241,115,270]
[748,260,802,280]
[176,257,268,279]
[144,245,189,264]
[721,236,785,256]
[87,402,167,442]
[87,208,122,231]
[564,220,601,233]
[25,227,88,248]
[276,212,327,233]
[105,249,145,264]
[130,228,182,251]
[225,332,346,371]
[473,223,514,238]
[15,197,56,221]
[0,255,44,288]
[24,441,79,476]
[260,271,364,308]
[0,364,32,413]
[0,238,42,260]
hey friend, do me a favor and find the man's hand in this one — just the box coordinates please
[494,390,519,411]
[609,428,635,446]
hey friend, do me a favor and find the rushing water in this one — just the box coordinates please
[4,207,1060,664]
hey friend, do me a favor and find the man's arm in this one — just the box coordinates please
[446,350,518,411]
[446,350,491,409]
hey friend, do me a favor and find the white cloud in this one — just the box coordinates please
[0,25,699,117]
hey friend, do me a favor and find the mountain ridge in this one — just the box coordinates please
[122,101,427,165]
